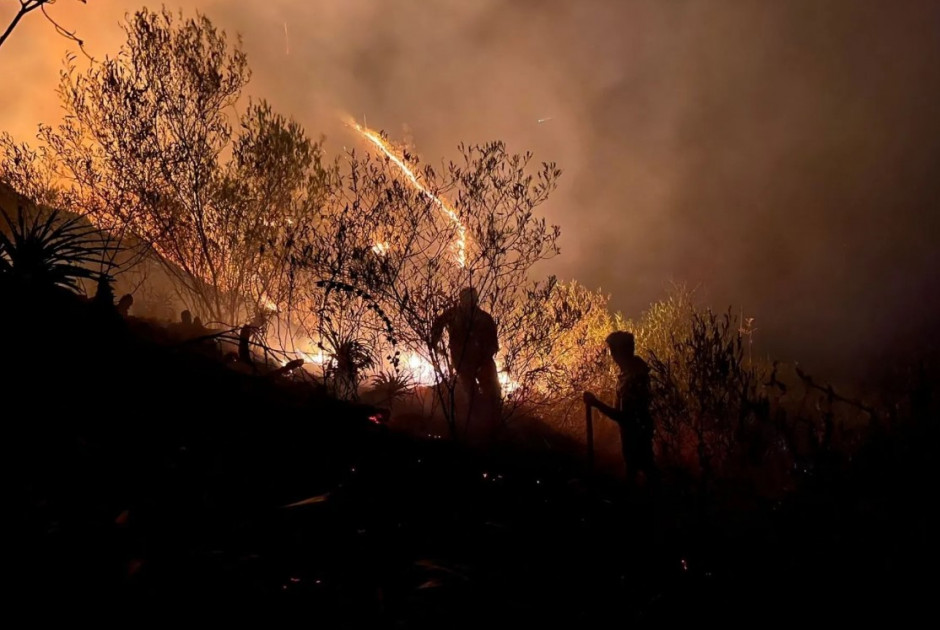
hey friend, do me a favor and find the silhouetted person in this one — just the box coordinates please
[92,274,115,309]
[584,331,657,486]
[168,309,193,339]
[431,287,501,410]
[238,322,255,366]
[89,275,127,331]
[235,313,267,367]
[116,294,133,317]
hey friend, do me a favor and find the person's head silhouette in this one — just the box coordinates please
[605,331,636,369]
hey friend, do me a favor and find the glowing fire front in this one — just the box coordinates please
[289,342,518,396]
[402,352,520,396]
[498,368,520,395]
[291,119,520,397]
[344,116,468,267]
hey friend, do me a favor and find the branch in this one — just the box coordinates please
[41,1,92,60]
[0,0,45,49]
[795,365,877,417]
[0,1,91,59]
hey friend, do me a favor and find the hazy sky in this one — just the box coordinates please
[2,0,938,381]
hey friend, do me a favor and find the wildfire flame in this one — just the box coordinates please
[403,352,519,396]
[287,339,520,396]
[406,352,438,387]
[344,116,468,267]
[498,369,519,396]
[299,349,329,366]
[337,119,525,395]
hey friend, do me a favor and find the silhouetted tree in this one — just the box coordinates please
[285,137,565,435]
[4,7,617,442]
[500,279,617,427]
[39,7,330,325]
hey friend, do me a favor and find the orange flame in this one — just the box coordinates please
[344,116,467,267]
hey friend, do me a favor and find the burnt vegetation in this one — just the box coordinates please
[1,6,934,622]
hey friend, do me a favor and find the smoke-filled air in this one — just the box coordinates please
[2,0,936,621]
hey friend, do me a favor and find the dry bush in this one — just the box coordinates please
[500,280,617,430]
[31,8,331,326]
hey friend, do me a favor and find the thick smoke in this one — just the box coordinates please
[2,0,938,382]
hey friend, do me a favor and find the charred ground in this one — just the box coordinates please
[3,279,933,624]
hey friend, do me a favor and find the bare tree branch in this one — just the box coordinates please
[1,0,89,57]
[0,0,45,49]
[40,0,91,59]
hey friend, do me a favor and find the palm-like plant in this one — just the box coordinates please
[371,368,415,402]
[0,205,113,292]
[322,336,377,400]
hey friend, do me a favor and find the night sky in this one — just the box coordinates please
[3,0,938,382]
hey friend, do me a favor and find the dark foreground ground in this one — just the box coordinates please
[3,285,935,625]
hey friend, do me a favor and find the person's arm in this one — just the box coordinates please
[482,312,499,355]
[583,392,623,424]
[430,309,450,348]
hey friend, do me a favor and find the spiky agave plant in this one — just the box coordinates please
[0,205,113,292]
[323,336,377,400]
[370,368,415,408]
[0,208,115,292]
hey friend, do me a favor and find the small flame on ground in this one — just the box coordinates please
[300,349,329,366]
[498,370,519,396]
[495,357,520,396]
[406,352,438,387]
[260,294,278,312]
[401,353,519,395]
[288,338,520,397]
[372,241,390,256]
[282,342,330,369]
[344,116,467,267]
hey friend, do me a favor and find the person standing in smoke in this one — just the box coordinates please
[584,331,658,486]
[430,287,502,414]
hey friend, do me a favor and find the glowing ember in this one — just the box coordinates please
[371,241,390,256]
[344,116,468,267]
